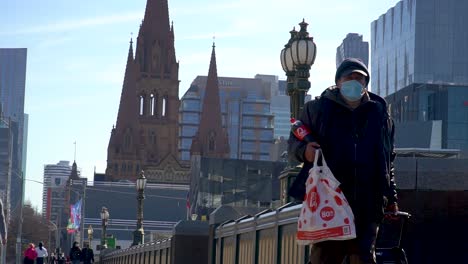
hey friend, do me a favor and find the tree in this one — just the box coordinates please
[6,202,49,263]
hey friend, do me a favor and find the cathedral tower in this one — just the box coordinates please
[106,0,189,183]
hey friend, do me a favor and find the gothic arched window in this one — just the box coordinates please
[208,131,216,151]
[150,94,155,116]
[139,95,145,116]
[124,133,132,150]
[162,97,167,117]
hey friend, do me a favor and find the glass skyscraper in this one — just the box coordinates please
[179,76,275,161]
[371,0,468,97]
[0,48,27,212]
[336,33,369,68]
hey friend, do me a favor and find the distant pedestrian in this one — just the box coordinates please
[81,243,94,264]
[57,252,66,264]
[0,198,7,246]
[36,242,48,264]
[49,252,56,264]
[23,243,38,264]
[69,241,82,264]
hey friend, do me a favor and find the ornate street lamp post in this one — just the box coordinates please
[100,207,109,249]
[132,171,147,246]
[87,225,93,248]
[279,19,317,204]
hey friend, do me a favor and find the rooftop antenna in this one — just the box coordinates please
[74,141,77,161]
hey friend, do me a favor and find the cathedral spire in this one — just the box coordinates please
[136,0,177,76]
[190,44,230,158]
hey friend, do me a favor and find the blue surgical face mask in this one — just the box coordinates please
[340,80,364,101]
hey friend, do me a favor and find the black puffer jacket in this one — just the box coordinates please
[288,87,398,224]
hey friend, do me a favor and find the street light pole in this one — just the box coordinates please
[100,207,109,249]
[87,225,93,248]
[132,171,146,246]
[279,19,317,204]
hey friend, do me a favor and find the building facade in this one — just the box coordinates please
[106,0,189,184]
[0,113,13,226]
[188,156,286,220]
[42,161,75,222]
[336,33,369,68]
[83,181,188,252]
[371,0,468,97]
[386,83,468,157]
[179,76,275,161]
[0,48,27,213]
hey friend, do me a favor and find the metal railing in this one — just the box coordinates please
[213,202,308,264]
[99,238,172,264]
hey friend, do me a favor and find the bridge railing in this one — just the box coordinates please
[213,202,308,264]
[98,220,209,264]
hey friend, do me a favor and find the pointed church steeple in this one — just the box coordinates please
[191,44,230,158]
[106,0,188,184]
[70,161,80,181]
[114,39,138,130]
[136,0,177,76]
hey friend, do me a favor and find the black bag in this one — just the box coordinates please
[375,212,410,264]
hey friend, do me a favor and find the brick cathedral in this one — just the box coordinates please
[105,0,190,184]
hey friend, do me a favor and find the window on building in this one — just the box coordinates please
[139,95,145,116]
[150,130,157,145]
[209,138,215,151]
[150,94,155,116]
[114,163,118,173]
[124,133,131,150]
[162,96,167,117]
[209,132,216,151]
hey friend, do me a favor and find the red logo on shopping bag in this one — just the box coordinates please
[320,206,335,221]
[307,187,320,212]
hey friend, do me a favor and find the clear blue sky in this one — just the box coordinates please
[0,0,401,210]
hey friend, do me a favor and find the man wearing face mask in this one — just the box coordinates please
[288,58,398,264]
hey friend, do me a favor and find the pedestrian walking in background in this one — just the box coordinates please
[81,243,94,264]
[23,243,38,264]
[36,242,48,264]
[69,241,82,264]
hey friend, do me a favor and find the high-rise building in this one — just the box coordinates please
[372,0,468,156]
[371,0,468,97]
[179,76,275,161]
[0,48,27,214]
[42,161,77,223]
[106,0,189,184]
[0,110,13,225]
[336,33,369,68]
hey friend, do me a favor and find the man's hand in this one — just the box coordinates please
[304,142,321,162]
[1,238,6,245]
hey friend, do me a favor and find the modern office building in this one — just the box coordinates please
[386,83,468,157]
[371,0,468,156]
[0,110,13,225]
[42,161,79,222]
[188,156,286,220]
[179,76,275,161]
[371,0,468,97]
[336,33,369,68]
[0,48,27,213]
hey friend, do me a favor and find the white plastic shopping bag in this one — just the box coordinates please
[296,149,356,245]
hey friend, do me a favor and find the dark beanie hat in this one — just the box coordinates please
[335,58,370,86]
